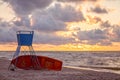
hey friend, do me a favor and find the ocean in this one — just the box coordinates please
[0,51,120,68]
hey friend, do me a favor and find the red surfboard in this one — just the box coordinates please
[11,55,62,71]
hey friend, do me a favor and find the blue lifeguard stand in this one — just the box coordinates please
[17,31,34,46]
[9,31,40,70]
[13,31,35,58]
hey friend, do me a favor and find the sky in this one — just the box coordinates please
[0,0,120,51]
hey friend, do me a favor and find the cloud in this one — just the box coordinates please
[32,23,120,45]
[13,13,66,32]
[86,15,102,24]
[57,0,99,2]
[13,16,31,27]
[30,3,85,32]
[0,2,85,45]
[3,0,118,46]
[90,6,108,14]
[3,0,53,16]
[0,20,16,43]
[77,29,107,40]
[74,21,120,46]
[100,20,113,28]
[49,4,85,22]
[109,25,120,42]
[75,29,111,45]
[11,3,85,32]
[0,18,34,44]
[0,18,75,45]
[99,20,120,43]
[33,31,75,45]
[31,11,66,32]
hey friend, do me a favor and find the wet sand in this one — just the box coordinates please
[0,58,120,80]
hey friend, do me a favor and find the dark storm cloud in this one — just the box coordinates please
[90,6,108,14]
[3,0,53,15]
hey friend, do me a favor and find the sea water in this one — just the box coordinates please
[0,51,120,68]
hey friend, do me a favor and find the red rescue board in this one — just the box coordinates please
[11,55,62,71]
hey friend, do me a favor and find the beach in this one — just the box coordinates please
[0,58,120,80]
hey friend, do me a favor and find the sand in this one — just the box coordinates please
[0,58,120,80]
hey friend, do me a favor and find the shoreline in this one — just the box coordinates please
[0,58,120,80]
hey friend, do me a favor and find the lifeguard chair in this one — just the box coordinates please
[9,31,62,71]
[8,31,40,70]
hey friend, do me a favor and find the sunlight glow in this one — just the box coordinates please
[0,2,15,21]
[28,14,34,27]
